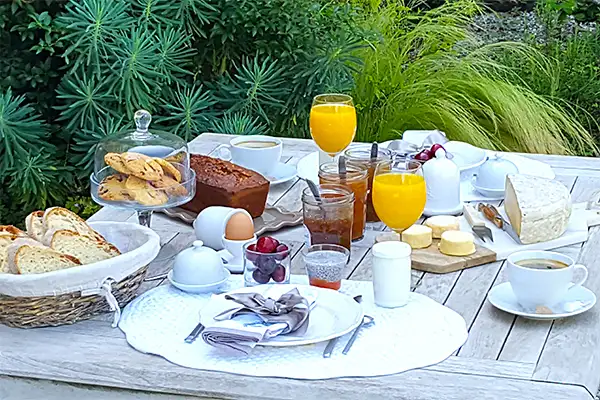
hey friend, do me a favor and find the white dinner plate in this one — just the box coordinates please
[200,284,364,347]
[488,282,596,320]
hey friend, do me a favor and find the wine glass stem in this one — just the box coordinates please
[138,210,153,227]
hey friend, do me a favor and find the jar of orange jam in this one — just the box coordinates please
[343,146,393,223]
[318,162,368,241]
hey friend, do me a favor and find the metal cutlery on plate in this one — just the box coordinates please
[323,294,375,357]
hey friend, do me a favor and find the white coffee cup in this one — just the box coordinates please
[507,250,588,309]
[216,135,282,175]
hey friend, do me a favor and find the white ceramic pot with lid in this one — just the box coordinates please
[422,148,462,216]
[474,153,519,190]
[172,240,226,285]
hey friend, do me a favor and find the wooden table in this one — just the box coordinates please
[2,133,600,400]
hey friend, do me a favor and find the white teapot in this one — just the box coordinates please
[422,148,462,216]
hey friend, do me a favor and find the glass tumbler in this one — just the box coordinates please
[303,244,350,290]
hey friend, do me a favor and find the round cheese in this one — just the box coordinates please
[438,231,475,256]
[424,215,460,239]
[401,225,432,249]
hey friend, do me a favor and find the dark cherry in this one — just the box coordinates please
[257,256,277,275]
[245,243,259,262]
[414,151,430,161]
[252,269,270,284]
[429,143,445,156]
[271,265,286,283]
[275,244,290,260]
[256,236,279,253]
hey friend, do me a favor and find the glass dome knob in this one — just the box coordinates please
[134,109,152,132]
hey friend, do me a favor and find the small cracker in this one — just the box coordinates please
[154,158,182,182]
[98,174,132,201]
[535,305,554,315]
[104,153,131,175]
[124,175,169,206]
[151,175,188,196]
[122,152,164,181]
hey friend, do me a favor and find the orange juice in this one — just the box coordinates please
[309,104,356,155]
[372,173,426,231]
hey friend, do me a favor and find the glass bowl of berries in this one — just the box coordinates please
[244,236,291,286]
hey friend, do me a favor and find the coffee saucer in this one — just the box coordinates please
[488,282,596,320]
[265,162,297,185]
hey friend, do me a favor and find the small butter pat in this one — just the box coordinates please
[439,231,476,256]
[424,215,460,239]
[401,225,433,249]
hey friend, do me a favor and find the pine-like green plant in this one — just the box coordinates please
[209,113,267,136]
[159,84,217,141]
[0,88,53,173]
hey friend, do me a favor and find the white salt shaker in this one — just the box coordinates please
[371,241,412,308]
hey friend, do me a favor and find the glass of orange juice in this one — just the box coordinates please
[309,94,356,157]
[372,160,426,233]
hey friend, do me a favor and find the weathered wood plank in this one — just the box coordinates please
[424,356,534,379]
[509,152,600,170]
[0,376,205,400]
[0,328,590,400]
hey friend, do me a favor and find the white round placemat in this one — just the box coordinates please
[119,275,468,380]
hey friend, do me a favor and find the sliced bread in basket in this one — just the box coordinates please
[25,211,45,241]
[0,235,21,273]
[47,229,120,264]
[0,226,27,237]
[8,238,81,274]
[43,207,105,242]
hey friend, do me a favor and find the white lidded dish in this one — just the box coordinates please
[171,240,227,287]
[474,153,519,191]
[422,148,463,216]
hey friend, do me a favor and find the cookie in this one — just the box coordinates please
[98,174,132,201]
[151,175,188,196]
[125,175,169,206]
[104,153,131,175]
[154,158,182,182]
[122,152,163,181]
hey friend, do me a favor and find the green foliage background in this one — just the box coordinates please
[0,0,597,225]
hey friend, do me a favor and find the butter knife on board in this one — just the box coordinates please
[478,203,522,245]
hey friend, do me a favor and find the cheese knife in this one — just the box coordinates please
[463,204,493,243]
[478,203,522,244]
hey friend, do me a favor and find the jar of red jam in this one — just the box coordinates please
[343,146,393,222]
[302,184,354,251]
[318,162,368,242]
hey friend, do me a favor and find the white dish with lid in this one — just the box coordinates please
[172,240,228,286]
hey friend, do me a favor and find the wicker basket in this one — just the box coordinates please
[0,265,149,329]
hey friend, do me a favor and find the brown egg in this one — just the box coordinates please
[225,212,254,241]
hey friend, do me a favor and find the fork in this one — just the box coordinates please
[463,204,493,243]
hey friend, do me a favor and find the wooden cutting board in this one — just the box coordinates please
[411,239,496,274]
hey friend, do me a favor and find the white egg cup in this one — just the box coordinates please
[217,234,257,274]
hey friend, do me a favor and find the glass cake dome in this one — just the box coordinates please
[90,109,196,227]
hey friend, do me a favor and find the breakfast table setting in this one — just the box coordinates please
[2,97,600,400]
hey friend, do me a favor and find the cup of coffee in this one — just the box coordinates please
[216,136,282,175]
[506,250,588,309]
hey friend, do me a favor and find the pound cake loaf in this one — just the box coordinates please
[183,155,270,218]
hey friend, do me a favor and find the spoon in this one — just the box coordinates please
[338,155,347,184]
[323,295,362,358]
[342,314,375,355]
[306,179,322,203]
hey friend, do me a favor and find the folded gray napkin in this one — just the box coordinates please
[201,288,311,355]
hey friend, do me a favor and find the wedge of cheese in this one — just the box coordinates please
[505,174,572,244]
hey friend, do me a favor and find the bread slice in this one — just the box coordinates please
[48,229,120,265]
[0,226,27,237]
[11,244,81,274]
[0,234,22,273]
[25,211,45,241]
[43,207,105,242]
[5,237,48,274]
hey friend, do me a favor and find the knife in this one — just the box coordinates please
[323,295,362,358]
[478,203,522,244]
